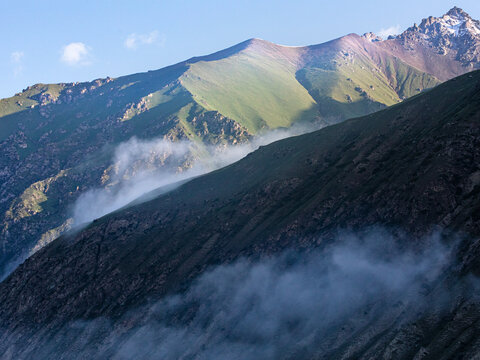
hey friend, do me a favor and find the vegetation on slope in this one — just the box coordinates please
[296,37,441,121]
[181,39,318,133]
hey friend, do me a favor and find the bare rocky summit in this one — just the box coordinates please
[402,7,480,67]
[376,7,480,80]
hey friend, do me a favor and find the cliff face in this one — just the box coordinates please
[1,70,480,359]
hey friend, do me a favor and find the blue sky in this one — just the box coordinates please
[1,0,479,98]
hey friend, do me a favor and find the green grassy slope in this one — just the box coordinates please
[296,36,441,121]
[0,83,66,117]
[181,40,318,133]
[182,37,441,130]
[378,55,441,99]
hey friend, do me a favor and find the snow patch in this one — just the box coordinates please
[437,12,480,37]
[440,14,464,36]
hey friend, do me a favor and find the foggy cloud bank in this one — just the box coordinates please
[113,232,452,359]
[1,124,320,282]
[72,123,318,225]
[24,230,469,360]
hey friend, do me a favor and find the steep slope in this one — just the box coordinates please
[297,33,440,121]
[1,70,480,358]
[0,7,478,279]
[182,36,441,127]
[180,39,318,132]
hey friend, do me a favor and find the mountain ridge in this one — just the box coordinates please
[0,7,478,279]
[1,68,480,359]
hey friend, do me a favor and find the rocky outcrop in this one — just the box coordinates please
[362,32,382,42]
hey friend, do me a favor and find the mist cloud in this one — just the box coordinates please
[10,51,24,76]
[124,30,166,50]
[18,230,464,360]
[377,25,401,39]
[72,123,319,226]
[1,123,320,282]
[111,231,452,359]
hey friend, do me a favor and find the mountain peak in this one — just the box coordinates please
[446,6,470,19]
[242,37,280,50]
[246,37,268,44]
[389,7,480,69]
[414,7,480,38]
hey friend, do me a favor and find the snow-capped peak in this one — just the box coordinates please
[408,7,480,39]
[389,7,480,70]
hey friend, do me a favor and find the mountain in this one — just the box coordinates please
[1,65,480,358]
[0,7,479,278]
[376,6,480,80]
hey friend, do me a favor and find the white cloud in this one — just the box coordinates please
[10,51,24,76]
[124,30,165,50]
[377,25,402,39]
[11,51,24,63]
[60,42,91,66]
[72,122,317,226]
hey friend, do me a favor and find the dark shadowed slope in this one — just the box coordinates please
[1,70,480,358]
